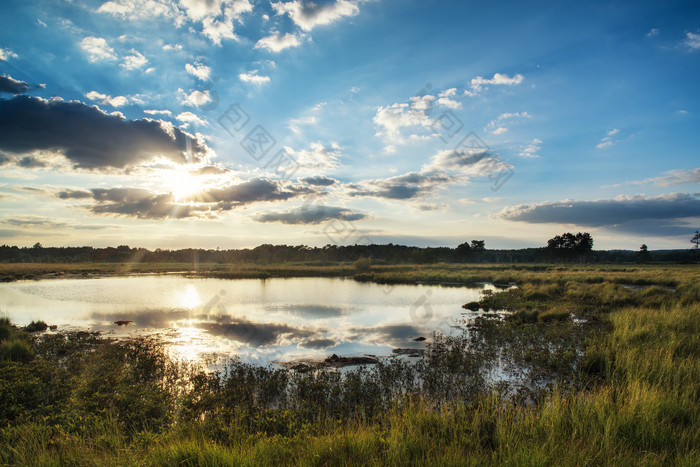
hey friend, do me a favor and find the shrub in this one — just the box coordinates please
[25,321,48,333]
[0,339,33,363]
[537,309,569,322]
[0,318,12,342]
[353,257,372,272]
[523,290,550,301]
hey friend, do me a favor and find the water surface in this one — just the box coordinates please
[0,276,495,365]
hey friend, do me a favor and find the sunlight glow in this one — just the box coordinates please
[161,169,207,201]
[177,284,203,309]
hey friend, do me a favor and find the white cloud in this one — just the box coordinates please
[201,16,238,45]
[519,138,542,158]
[255,32,304,52]
[597,128,619,149]
[80,36,116,62]
[121,49,148,70]
[646,28,659,37]
[37,18,47,27]
[272,0,360,31]
[177,88,212,107]
[288,115,317,134]
[185,62,211,81]
[436,88,461,109]
[282,141,342,171]
[627,167,700,187]
[96,0,174,18]
[179,0,223,20]
[486,111,531,134]
[144,109,172,115]
[85,91,130,107]
[0,48,18,61]
[162,43,183,51]
[96,0,253,45]
[239,70,270,84]
[465,72,524,96]
[684,32,700,50]
[373,102,432,145]
[176,111,208,126]
[198,0,253,45]
[422,147,508,177]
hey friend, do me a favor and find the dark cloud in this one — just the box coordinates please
[499,193,700,226]
[202,316,316,347]
[254,205,366,224]
[0,95,209,169]
[0,152,10,165]
[603,219,698,236]
[347,172,452,200]
[90,189,207,219]
[350,324,422,347]
[4,216,67,229]
[0,229,24,238]
[92,309,191,328]
[56,178,311,219]
[270,304,348,318]
[299,338,336,349]
[57,189,93,199]
[189,178,312,206]
[17,155,47,168]
[59,186,209,219]
[0,75,30,94]
[192,165,229,176]
[301,175,337,186]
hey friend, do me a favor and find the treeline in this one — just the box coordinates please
[0,242,696,264]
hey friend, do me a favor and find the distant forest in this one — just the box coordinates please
[1,237,697,264]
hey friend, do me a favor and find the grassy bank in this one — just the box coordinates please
[0,265,698,465]
[1,261,695,286]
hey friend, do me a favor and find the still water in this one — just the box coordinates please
[0,276,495,365]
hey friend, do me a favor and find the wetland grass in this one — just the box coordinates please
[0,265,698,465]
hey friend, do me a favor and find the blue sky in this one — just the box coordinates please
[1,0,699,250]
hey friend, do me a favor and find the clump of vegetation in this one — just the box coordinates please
[0,339,33,363]
[0,318,12,342]
[0,319,34,363]
[537,308,570,322]
[353,257,372,272]
[24,320,48,333]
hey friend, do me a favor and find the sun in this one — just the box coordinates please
[161,168,207,201]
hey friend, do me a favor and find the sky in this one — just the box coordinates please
[0,0,699,251]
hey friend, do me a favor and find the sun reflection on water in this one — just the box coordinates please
[175,284,203,310]
[167,326,212,363]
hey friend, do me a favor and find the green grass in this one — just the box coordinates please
[0,264,698,465]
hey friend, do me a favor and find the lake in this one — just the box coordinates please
[0,276,497,365]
